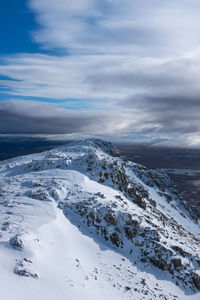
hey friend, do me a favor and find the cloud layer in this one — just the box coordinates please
[29,0,200,56]
[0,99,134,135]
[1,0,200,146]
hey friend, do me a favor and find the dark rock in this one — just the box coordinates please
[104,210,117,225]
[95,192,105,199]
[192,273,200,290]
[171,258,182,269]
[88,211,95,220]
[9,235,24,251]
[110,232,123,247]
[196,259,200,267]
[125,226,137,239]
[14,268,38,279]
[171,245,188,258]
[150,258,166,270]
[149,198,157,207]
[134,195,146,210]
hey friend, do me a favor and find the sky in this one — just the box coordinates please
[1,0,200,147]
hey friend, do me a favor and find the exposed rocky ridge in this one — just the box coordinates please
[0,138,200,298]
[54,186,200,292]
[24,139,199,221]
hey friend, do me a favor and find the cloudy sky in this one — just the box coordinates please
[1,0,200,146]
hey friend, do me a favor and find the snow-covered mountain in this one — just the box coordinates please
[0,138,200,300]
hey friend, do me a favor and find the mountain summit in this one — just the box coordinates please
[0,138,199,300]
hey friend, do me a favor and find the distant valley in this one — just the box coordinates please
[118,145,200,211]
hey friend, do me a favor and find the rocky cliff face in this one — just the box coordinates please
[0,139,200,299]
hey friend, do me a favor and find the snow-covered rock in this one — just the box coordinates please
[0,138,199,300]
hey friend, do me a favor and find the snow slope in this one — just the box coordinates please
[0,138,199,300]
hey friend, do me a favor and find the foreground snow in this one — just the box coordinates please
[1,204,193,300]
[0,139,199,299]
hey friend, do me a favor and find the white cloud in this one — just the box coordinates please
[29,0,200,55]
[2,51,200,101]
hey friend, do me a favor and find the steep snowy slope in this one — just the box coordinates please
[0,139,199,300]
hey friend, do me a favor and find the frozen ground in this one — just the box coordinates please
[0,139,199,300]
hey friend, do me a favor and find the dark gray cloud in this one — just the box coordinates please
[88,55,199,138]
[124,93,200,135]
[0,100,132,135]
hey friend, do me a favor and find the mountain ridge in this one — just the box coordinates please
[0,138,199,300]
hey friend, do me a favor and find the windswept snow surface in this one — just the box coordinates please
[0,139,199,300]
